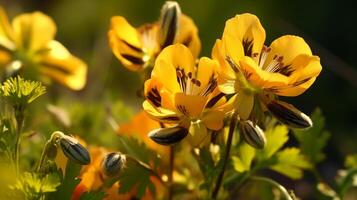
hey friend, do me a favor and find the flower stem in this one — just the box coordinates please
[211,112,237,199]
[250,176,294,200]
[168,146,174,200]
[14,109,24,175]
[36,141,51,172]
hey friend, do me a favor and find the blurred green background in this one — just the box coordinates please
[1,0,356,198]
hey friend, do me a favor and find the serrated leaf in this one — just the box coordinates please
[293,109,330,164]
[232,143,255,172]
[11,172,60,199]
[118,161,154,198]
[79,191,106,200]
[270,148,311,179]
[258,125,289,160]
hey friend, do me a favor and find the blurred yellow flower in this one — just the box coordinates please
[213,13,322,127]
[143,44,228,145]
[108,1,201,71]
[0,7,87,90]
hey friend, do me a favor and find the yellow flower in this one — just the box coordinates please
[0,7,87,90]
[108,1,201,72]
[213,13,322,128]
[143,44,228,146]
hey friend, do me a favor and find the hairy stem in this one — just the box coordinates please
[211,112,237,199]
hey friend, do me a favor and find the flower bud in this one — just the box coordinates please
[266,100,312,129]
[148,126,188,145]
[239,120,266,149]
[59,135,91,165]
[102,152,126,177]
[159,1,181,48]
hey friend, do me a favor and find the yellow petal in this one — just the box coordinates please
[152,44,195,93]
[234,90,254,120]
[12,11,56,51]
[144,78,175,111]
[143,100,182,124]
[239,56,289,90]
[175,15,201,58]
[55,146,68,175]
[196,57,218,92]
[275,55,322,96]
[265,35,312,69]
[174,92,207,118]
[108,16,146,71]
[0,7,15,50]
[39,40,87,90]
[223,13,266,57]
[202,110,225,130]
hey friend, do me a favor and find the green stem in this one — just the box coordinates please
[36,141,51,172]
[250,176,294,200]
[168,146,174,200]
[211,112,238,199]
[14,109,24,175]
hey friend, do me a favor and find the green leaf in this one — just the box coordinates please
[257,125,289,160]
[47,162,82,200]
[79,191,106,200]
[270,148,311,179]
[293,109,330,164]
[232,143,255,172]
[336,168,357,197]
[345,154,357,168]
[10,172,60,199]
[118,160,155,198]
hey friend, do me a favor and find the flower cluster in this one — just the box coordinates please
[110,6,322,149]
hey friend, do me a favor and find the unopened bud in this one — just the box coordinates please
[59,135,91,165]
[102,152,126,177]
[240,120,266,149]
[148,126,188,145]
[159,1,181,48]
[266,100,312,129]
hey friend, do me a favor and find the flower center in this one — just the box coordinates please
[252,46,293,76]
[176,68,217,96]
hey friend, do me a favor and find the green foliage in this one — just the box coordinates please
[1,76,46,106]
[117,136,159,166]
[47,162,82,200]
[10,172,60,200]
[345,154,357,168]
[232,143,255,172]
[257,125,289,160]
[118,161,155,198]
[271,148,312,179]
[79,191,106,200]
[196,146,223,191]
[293,109,330,164]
